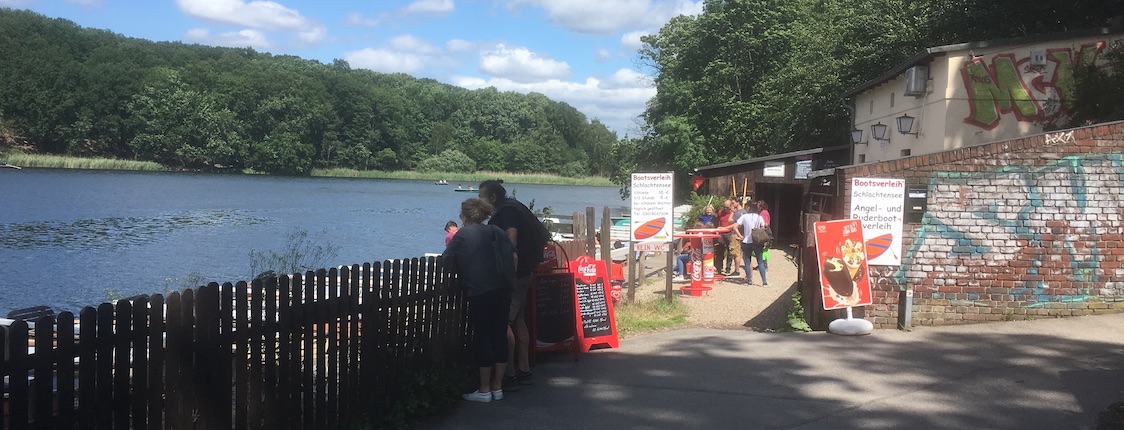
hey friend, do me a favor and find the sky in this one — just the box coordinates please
[3,0,706,137]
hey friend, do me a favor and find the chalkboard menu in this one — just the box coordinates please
[567,255,619,352]
[575,277,612,338]
[532,271,576,349]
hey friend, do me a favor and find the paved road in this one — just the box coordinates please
[420,312,1124,430]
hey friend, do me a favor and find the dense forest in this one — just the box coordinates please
[0,8,618,176]
[616,0,1122,194]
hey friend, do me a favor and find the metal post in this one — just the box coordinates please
[898,287,913,331]
[665,241,674,302]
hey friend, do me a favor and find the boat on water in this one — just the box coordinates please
[434,179,448,185]
[0,163,21,170]
[453,188,476,193]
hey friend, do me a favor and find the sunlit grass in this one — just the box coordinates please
[1,152,165,171]
[614,296,690,337]
[311,168,615,186]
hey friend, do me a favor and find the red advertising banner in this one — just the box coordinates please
[568,255,619,352]
[813,219,873,310]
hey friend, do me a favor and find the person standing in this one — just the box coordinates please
[478,180,540,390]
[714,201,733,274]
[756,200,772,271]
[721,204,768,286]
[442,198,515,402]
[724,198,748,276]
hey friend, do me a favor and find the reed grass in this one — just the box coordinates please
[613,296,689,337]
[312,168,615,186]
[1,152,165,171]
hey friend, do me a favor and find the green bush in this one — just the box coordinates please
[416,149,476,173]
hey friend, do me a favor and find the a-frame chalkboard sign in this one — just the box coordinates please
[568,255,619,352]
[530,267,581,361]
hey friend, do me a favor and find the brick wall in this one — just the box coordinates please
[838,121,1124,328]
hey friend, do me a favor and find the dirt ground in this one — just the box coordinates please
[623,244,801,332]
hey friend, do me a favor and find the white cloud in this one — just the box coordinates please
[185,27,272,49]
[344,48,426,74]
[0,0,33,6]
[175,0,309,30]
[479,44,571,83]
[621,30,649,50]
[596,48,611,63]
[344,12,380,27]
[452,69,654,135]
[403,0,454,14]
[446,39,475,53]
[66,0,103,7]
[390,34,437,54]
[506,0,703,35]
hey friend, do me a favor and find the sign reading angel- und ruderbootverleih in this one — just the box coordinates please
[849,177,905,266]
[814,219,873,310]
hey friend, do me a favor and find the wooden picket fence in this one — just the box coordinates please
[1,256,470,430]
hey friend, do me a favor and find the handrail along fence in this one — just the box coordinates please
[1,256,470,429]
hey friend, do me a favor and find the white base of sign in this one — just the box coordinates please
[827,307,873,336]
[828,318,873,336]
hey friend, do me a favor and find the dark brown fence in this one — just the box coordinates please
[1,256,469,430]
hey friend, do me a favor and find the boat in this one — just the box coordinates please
[0,163,21,170]
[434,179,448,185]
[453,187,476,193]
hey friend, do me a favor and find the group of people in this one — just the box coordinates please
[440,180,538,403]
[673,197,773,286]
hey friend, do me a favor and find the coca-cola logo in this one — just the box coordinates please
[577,264,597,277]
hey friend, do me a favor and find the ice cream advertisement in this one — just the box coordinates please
[814,219,873,310]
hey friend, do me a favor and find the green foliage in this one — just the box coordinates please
[0,151,165,171]
[416,149,477,173]
[248,229,340,280]
[379,366,471,430]
[780,291,812,332]
[0,9,617,178]
[1042,45,1124,130]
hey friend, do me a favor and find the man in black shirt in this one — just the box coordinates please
[479,180,539,390]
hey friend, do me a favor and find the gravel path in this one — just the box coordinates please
[626,245,800,332]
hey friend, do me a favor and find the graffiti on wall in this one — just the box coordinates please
[960,41,1111,130]
[892,154,1124,306]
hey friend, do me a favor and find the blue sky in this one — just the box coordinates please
[4,0,705,136]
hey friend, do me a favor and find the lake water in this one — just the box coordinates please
[0,169,629,314]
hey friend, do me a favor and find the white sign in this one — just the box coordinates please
[634,242,670,252]
[794,158,812,180]
[763,161,785,177]
[630,173,675,247]
[849,177,905,266]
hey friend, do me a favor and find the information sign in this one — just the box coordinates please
[630,173,675,250]
[849,178,905,265]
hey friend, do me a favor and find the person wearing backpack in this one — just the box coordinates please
[479,180,548,391]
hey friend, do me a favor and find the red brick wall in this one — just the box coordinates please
[838,121,1124,328]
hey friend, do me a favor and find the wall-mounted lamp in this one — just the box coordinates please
[851,128,866,145]
[897,114,919,136]
[871,122,888,141]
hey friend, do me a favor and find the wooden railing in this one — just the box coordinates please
[1,257,469,430]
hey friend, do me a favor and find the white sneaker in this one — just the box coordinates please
[462,390,492,403]
[491,389,504,401]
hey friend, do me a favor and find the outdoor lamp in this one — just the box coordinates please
[897,114,919,136]
[851,128,866,145]
[871,122,888,141]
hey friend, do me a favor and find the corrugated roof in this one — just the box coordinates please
[694,144,850,174]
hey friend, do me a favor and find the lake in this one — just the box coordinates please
[0,169,629,314]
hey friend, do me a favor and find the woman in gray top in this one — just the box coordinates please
[442,198,516,403]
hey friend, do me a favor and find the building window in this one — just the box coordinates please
[859,154,866,163]
[900,149,911,157]
[890,92,895,108]
[868,99,873,115]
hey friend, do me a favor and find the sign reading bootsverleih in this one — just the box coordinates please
[630,173,674,251]
[849,177,905,266]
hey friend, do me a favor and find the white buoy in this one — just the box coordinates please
[828,306,873,336]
